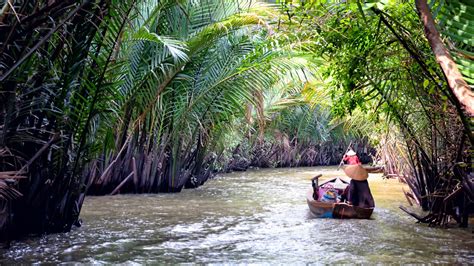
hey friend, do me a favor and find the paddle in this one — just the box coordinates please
[337,141,352,170]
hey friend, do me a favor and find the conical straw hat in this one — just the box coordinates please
[343,164,368,181]
[346,149,356,156]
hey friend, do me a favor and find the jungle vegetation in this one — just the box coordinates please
[0,0,472,244]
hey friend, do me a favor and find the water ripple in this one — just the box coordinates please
[1,167,473,264]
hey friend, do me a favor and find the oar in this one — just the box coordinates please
[337,141,352,170]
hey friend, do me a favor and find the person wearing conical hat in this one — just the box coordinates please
[343,148,361,165]
[340,164,375,208]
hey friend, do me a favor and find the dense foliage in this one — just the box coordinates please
[0,0,357,242]
[0,0,472,245]
[272,0,472,226]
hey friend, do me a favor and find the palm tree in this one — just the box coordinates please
[86,0,320,194]
[0,0,141,242]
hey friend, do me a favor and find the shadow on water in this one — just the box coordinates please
[1,166,473,263]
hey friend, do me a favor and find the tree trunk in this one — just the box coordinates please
[415,0,474,117]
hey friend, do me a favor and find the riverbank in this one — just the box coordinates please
[1,166,472,263]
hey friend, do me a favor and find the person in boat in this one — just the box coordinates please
[340,164,375,209]
[342,148,361,165]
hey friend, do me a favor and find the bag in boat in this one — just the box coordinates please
[319,184,338,202]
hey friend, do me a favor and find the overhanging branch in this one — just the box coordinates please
[415,0,474,117]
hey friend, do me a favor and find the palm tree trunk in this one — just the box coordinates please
[415,0,474,117]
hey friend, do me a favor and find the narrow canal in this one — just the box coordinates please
[1,167,473,263]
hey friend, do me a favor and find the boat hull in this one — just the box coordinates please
[306,189,373,219]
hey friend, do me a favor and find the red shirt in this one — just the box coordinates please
[343,155,361,165]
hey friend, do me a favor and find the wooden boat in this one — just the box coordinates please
[306,175,374,219]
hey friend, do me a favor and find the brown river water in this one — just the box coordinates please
[1,166,473,263]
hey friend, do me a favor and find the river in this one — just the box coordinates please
[1,166,473,263]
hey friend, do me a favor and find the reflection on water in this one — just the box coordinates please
[1,166,473,263]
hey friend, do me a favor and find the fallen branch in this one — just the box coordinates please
[11,133,59,179]
[402,187,414,206]
[96,134,132,183]
[443,186,462,203]
[399,205,429,222]
[110,172,133,195]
